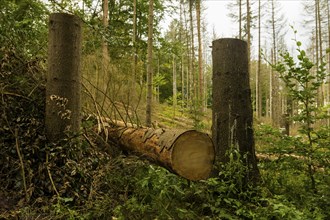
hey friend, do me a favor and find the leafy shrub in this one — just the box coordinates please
[273,37,330,193]
[255,124,330,218]
[0,40,112,218]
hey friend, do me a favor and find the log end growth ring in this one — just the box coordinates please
[171,131,215,180]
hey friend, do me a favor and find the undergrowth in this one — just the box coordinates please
[1,46,329,219]
[0,46,112,218]
[255,124,330,219]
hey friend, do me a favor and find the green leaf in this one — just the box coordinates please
[300,50,306,56]
[296,41,302,47]
[61,197,74,203]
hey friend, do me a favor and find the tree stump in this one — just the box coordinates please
[46,13,82,142]
[212,38,259,182]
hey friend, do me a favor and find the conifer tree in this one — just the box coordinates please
[146,0,154,126]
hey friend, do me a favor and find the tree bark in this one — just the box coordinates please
[315,0,319,69]
[246,0,251,75]
[131,0,137,103]
[173,54,177,114]
[239,0,242,39]
[196,0,203,105]
[327,0,330,127]
[179,2,185,109]
[269,49,273,120]
[146,0,154,126]
[189,0,196,101]
[314,0,321,108]
[212,38,259,182]
[256,0,262,118]
[270,0,281,127]
[102,0,109,64]
[46,13,82,142]
[317,0,324,106]
[183,1,191,104]
[101,0,109,93]
[99,124,215,181]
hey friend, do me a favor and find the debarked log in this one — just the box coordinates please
[100,125,215,180]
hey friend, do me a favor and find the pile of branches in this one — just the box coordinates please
[0,46,111,213]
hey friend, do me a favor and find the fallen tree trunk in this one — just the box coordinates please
[99,124,215,180]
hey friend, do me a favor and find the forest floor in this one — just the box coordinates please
[1,97,329,219]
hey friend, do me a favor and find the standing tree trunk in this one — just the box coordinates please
[173,54,177,115]
[212,38,259,183]
[239,0,242,39]
[102,0,109,88]
[246,0,251,75]
[256,0,262,118]
[183,1,192,105]
[46,13,82,142]
[196,0,203,106]
[102,0,109,62]
[131,0,137,102]
[314,0,320,107]
[181,57,185,109]
[98,0,110,111]
[179,1,185,108]
[269,50,273,120]
[327,0,330,127]
[156,56,160,103]
[189,0,196,101]
[317,0,324,106]
[315,0,319,69]
[271,0,280,127]
[146,0,154,127]
[317,0,323,61]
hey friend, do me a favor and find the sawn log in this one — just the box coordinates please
[99,124,215,180]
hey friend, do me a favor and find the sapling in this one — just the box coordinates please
[272,33,330,193]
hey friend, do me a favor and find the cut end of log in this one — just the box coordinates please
[171,131,215,180]
[100,121,215,181]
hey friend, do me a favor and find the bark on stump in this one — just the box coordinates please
[212,38,259,181]
[46,13,82,142]
[100,125,215,180]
